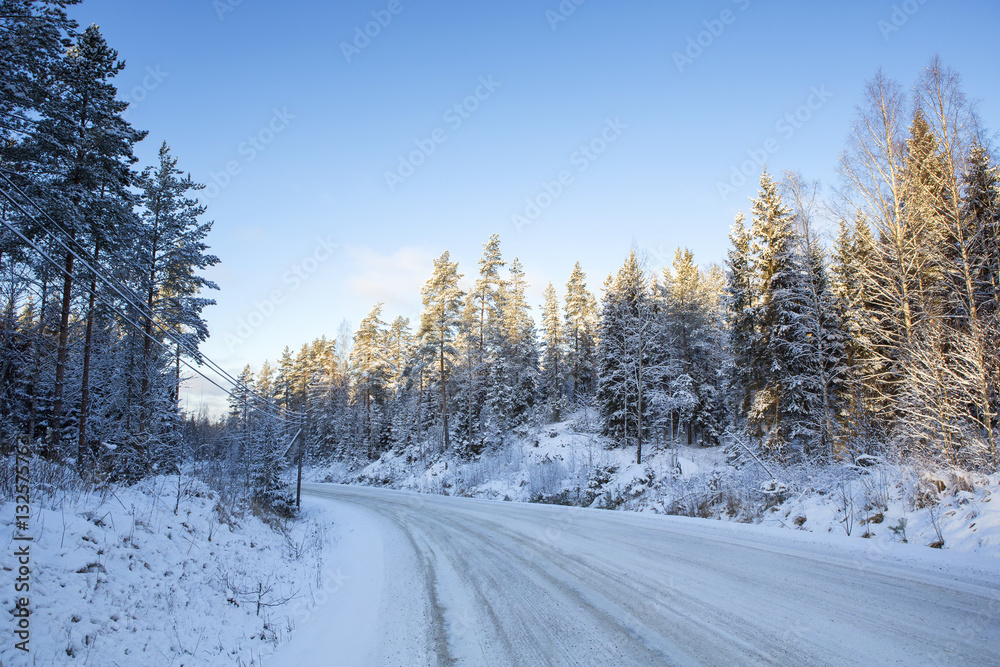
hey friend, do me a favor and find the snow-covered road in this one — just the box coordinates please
[275,483,1000,666]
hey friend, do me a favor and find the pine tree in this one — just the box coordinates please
[835,214,892,452]
[564,261,597,403]
[306,340,351,458]
[417,251,463,452]
[780,172,851,458]
[387,316,413,390]
[132,142,218,470]
[540,282,566,421]
[274,346,295,412]
[888,110,970,459]
[473,234,505,365]
[959,144,1000,467]
[447,235,507,452]
[0,0,76,143]
[351,303,390,457]
[453,292,480,453]
[257,360,275,402]
[26,25,145,456]
[499,258,538,427]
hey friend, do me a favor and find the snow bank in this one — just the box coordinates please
[762,467,1000,555]
[309,410,1000,559]
[1,467,336,665]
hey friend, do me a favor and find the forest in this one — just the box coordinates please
[0,5,232,488]
[1,1,998,518]
[4,3,1000,664]
[230,59,999,483]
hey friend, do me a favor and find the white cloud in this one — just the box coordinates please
[345,245,436,322]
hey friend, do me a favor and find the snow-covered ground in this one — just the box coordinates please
[0,469,339,666]
[287,483,1000,665]
[310,410,1000,559]
[5,415,997,665]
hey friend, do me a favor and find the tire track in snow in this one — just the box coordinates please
[301,484,1000,666]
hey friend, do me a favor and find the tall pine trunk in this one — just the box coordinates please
[440,333,449,452]
[27,281,48,444]
[141,224,160,438]
[141,284,154,425]
[636,318,643,465]
[77,242,100,470]
[572,326,579,403]
[174,343,181,406]
[49,248,74,455]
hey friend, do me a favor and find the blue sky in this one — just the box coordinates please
[69,0,1000,413]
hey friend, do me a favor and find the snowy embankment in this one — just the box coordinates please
[310,410,1000,558]
[0,468,339,666]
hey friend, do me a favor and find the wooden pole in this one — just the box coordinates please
[296,429,305,509]
[282,427,304,508]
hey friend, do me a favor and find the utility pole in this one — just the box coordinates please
[296,425,305,508]
[283,425,304,508]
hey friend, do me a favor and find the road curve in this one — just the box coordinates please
[300,483,1000,666]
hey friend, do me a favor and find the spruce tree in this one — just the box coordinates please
[748,171,808,458]
[962,143,1000,315]
[794,234,849,457]
[229,364,256,498]
[597,251,653,462]
[725,213,757,426]
[662,248,726,445]
[453,292,481,453]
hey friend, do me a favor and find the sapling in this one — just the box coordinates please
[927,505,945,548]
[888,517,908,543]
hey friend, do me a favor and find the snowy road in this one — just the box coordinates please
[277,483,1000,666]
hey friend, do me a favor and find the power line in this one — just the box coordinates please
[0,204,301,426]
[0,172,303,418]
[0,184,303,425]
[0,166,200,325]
